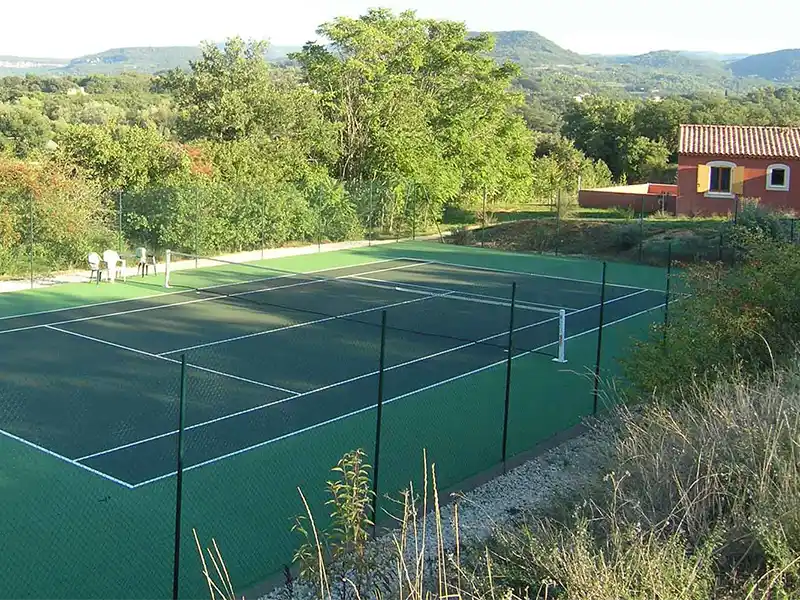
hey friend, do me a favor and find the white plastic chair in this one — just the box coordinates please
[87,252,102,284]
[135,247,157,276]
[102,249,125,283]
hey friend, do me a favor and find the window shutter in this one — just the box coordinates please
[697,165,710,193]
[732,166,745,195]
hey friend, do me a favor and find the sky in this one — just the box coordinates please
[3,0,800,59]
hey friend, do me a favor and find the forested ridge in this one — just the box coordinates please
[1,8,800,276]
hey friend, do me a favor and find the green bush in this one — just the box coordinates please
[624,234,800,398]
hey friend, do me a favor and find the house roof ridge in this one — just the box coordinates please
[679,123,800,160]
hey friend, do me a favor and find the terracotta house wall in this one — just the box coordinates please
[578,189,676,214]
[677,155,800,216]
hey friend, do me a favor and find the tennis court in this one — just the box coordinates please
[0,241,670,599]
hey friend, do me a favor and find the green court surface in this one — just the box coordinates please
[0,241,669,599]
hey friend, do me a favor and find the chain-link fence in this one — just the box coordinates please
[0,247,673,599]
[0,177,440,288]
[462,191,800,268]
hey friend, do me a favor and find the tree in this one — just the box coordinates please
[55,123,187,191]
[562,96,636,180]
[293,9,533,208]
[0,102,52,157]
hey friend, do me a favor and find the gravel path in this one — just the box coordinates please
[259,422,613,600]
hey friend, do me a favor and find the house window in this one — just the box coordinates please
[710,166,732,193]
[766,164,790,191]
[700,160,739,197]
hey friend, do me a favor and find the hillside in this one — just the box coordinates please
[607,50,727,75]
[0,44,301,75]
[487,30,585,68]
[730,49,800,81]
[1,32,798,91]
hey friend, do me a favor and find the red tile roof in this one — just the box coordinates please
[679,124,800,160]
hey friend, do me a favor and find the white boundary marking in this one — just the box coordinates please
[0,426,134,489]
[403,257,664,293]
[158,288,459,355]
[75,288,651,467]
[129,298,668,488]
[351,275,576,313]
[0,257,402,322]
[45,326,302,396]
[0,261,429,338]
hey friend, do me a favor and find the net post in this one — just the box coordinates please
[592,262,607,416]
[371,310,387,538]
[172,354,188,600]
[501,281,517,473]
[552,309,567,363]
[164,250,172,288]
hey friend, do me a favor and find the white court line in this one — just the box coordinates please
[157,288,458,356]
[402,257,665,293]
[76,288,650,464]
[130,298,668,488]
[0,257,404,322]
[45,326,302,396]
[0,426,134,489]
[0,261,429,338]
[351,276,577,313]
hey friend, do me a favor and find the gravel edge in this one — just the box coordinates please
[258,420,614,600]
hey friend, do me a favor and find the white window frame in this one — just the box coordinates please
[705,160,737,199]
[766,163,790,192]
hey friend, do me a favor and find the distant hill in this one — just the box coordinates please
[1,34,799,94]
[486,30,585,68]
[730,49,800,81]
[679,51,751,62]
[607,50,727,74]
[0,45,301,76]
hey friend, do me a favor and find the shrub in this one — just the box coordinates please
[624,234,800,398]
[0,157,114,275]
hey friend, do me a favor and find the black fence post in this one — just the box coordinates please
[411,184,417,241]
[194,191,199,269]
[172,355,188,600]
[663,242,673,348]
[555,190,561,256]
[791,218,796,244]
[638,196,645,263]
[501,282,517,472]
[733,196,740,226]
[368,180,374,247]
[371,311,387,537]
[29,192,34,290]
[261,193,267,260]
[718,229,724,262]
[317,188,323,253]
[481,185,487,249]
[592,263,607,415]
[118,189,123,254]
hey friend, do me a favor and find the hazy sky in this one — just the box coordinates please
[4,0,799,58]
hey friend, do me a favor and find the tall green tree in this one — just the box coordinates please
[293,9,533,207]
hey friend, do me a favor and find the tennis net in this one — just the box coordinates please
[164,250,568,360]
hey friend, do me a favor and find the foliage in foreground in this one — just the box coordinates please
[479,363,800,599]
[625,232,800,397]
